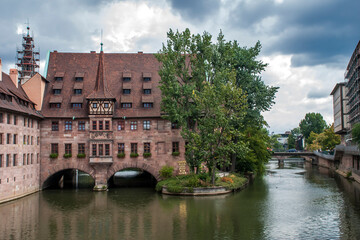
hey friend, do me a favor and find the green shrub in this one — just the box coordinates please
[117,153,125,158]
[130,153,139,158]
[143,152,152,158]
[346,171,352,178]
[185,175,200,188]
[159,166,174,179]
[63,153,72,158]
[49,153,58,159]
[77,153,86,158]
[172,152,180,156]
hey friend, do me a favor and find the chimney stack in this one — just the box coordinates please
[0,58,2,82]
[9,69,19,88]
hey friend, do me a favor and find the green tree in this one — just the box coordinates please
[352,123,360,148]
[308,124,340,151]
[156,29,249,183]
[299,113,327,144]
[287,133,295,149]
[269,134,284,151]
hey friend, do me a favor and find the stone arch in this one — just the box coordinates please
[107,161,161,181]
[41,162,96,188]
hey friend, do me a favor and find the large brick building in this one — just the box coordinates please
[40,47,185,190]
[0,59,43,203]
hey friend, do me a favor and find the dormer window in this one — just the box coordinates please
[50,103,61,108]
[123,89,131,94]
[123,72,131,82]
[143,77,151,82]
[123,77,131,82]
[93,103,97,108]
[75,72,84,82]
[143,73,151,82]
[143,103,153,108]
[75,77,83,82]
[53,89,61,95]
[55,77,63,81]
[74,89,82,94]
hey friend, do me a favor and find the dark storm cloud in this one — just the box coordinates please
[166,0,220,21]
[228,0,360,67]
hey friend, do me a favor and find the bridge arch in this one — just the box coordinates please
[41,162,96,189]
[107,161,161,182]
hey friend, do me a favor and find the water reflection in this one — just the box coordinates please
[1,162,360,240]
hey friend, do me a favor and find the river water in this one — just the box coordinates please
[1,161,360,240]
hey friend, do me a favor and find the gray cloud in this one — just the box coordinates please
[307,89,329,99]
[166,0,220,21]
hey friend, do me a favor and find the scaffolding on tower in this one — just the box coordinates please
[16,25,40,84]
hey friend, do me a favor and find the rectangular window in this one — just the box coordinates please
[99,121,103,130]
[27,154,29,165]
[123,77,131,82]
[99,144,104,156]
[28,119,30,127]
[27,136,29,145]
[105,144,110,156]
[118,143,125,154]
[14,115,17,125]
[53,89,61,94]
[121,103,132,108]
[92,121,97,130]
[117,120,125,131]
[13,154,17,166]
[78,121,85,131]
[65,121,72,131]
[131,143,138,154]
[130,121,137,130]
[123,89,131,94]
[75,77,83,82]
[31,154,33,164]
[172,142,179,153]
[37,137,39,145]
[0,113,3,123]
[0,154,3,168]
[51,143,58,154]
[31,120,33,128]
[7,114,11,124]
[31,136,33,145]
[74,89,82,94]
[65,144,72,154]
[50,103,61,108]
[37,153,39,163]
[171,122,179,129]
[92,144,97,156]
[23,154,25,165]
[6,154,10,167]
[105,121,110,130]
[143,103,153,108]
[78,143,85,154]
[0,133,2,144]
[13,134,17,144]
[144,142,151,153]
[143,77,151,82]
[143,89,152,94]
[71,103,82,109]
[23,135,26,145]
[55,77,63,81]
[7,134,11,144]
[143,120,151,130]
[24,117,26,126]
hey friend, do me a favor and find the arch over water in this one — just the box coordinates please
[107,161,161,182]
[41,163,96,189]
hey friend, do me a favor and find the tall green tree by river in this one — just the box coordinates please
[156,29,277,179]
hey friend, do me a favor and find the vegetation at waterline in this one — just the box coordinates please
[156,28,278,183]
[155,173,248,193]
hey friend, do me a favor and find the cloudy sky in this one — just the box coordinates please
[1,0,359,133]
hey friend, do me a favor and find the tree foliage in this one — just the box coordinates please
[299,112,327,144]
[307,124,340,151]
[156,28,277,181]
[352,123,360,148]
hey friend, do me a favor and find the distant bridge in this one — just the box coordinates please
[271,152,316,164]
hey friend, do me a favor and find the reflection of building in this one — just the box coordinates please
[276,132,290,150]
[330,83,349,144]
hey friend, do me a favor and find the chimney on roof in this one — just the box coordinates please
[9,69,19,88]
[0,58,2,81]
[138,51,143,54]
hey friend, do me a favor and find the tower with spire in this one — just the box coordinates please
[16,23,40,84]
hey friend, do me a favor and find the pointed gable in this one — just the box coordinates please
[86,49,115,100]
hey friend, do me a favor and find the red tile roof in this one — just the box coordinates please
[42,51,163,118]
[0,72,43,118]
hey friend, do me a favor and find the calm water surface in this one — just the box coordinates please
[1,161,360,240]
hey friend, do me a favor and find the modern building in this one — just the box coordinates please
[0,59,43,203]
[330,82,349,144]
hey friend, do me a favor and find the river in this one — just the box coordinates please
[1,161,360,240]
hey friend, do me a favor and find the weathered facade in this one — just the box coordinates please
[40,48,186,190]
[0,59,43,203]
[330,82,349,144]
